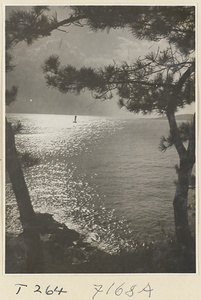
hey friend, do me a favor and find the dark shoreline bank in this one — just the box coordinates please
[6,211,195,274]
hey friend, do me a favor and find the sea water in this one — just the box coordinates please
[6,113,179,253]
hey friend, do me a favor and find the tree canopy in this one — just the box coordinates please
[70,6,195,55]
[41,5,195,164]
[6,6,195,65]
[39,6,195,115]
[42,48,195,115]
[6,6,195,108]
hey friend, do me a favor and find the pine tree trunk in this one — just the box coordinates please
[173,158,195,272]
[6,119,44,273]
[173,159,194,250]
[166,111,195,264]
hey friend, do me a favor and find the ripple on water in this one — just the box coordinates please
[6,114,178,253]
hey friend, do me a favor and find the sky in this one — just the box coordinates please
[6,6,195,117]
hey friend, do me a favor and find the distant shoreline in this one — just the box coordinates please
[6,112,194,121]
[156,114,194,121]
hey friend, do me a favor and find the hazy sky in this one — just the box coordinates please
[6,6,195,117]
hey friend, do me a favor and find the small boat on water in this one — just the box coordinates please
[73,116,77,123]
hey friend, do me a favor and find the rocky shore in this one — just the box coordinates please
[6,191,196,274]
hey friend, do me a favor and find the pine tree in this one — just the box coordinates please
[42,6,196,257]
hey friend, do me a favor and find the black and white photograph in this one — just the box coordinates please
[5,5,196,275]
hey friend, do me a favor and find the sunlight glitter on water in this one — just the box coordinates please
[6,113,178,253]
